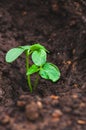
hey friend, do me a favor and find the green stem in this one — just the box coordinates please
[33,66,42,90]
[26,52,32,92]
[33,73,39,90]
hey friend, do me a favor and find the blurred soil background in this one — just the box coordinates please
[0,0,86,130]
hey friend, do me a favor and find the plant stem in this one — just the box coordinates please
[33,73,39,90]
[26,52,32,92]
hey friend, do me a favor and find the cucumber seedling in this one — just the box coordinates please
[5,43,60,92]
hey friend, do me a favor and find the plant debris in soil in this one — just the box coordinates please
[0,0,86,130]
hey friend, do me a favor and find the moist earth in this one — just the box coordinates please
[0,0,86,130]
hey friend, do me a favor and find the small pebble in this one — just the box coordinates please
[37,101,43,109]
[77,120,86,125]
[25,102,39,121]
[67,60,72,65]
[17,100,26,108]
[72,94,78,99]
[79,102,86,108]
[52,109,63,118]
[0,115,10,125]
[73,84,78,88]
[50,95,59,100]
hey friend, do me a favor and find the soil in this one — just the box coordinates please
[0,0,86,130]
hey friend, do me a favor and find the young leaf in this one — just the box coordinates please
[26,64,39,75]
[32,49,47,66]
[30,43,48,52]
[39,62,60,82]
[6,48,24,63]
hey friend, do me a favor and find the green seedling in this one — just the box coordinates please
[5,43,60,92]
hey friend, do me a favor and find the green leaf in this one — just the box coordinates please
[5,48,24,63]
[39,62,60,82]
[30,43,48,52]
[32,49,47,66]
[26,64,39,75]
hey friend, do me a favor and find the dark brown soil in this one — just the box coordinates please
[0,0,86,130]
